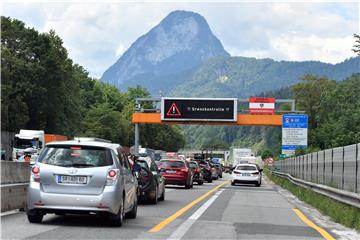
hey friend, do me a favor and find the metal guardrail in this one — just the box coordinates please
[269,169,360,209]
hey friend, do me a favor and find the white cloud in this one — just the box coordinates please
[2,1,358,78]
[270,34,354,63]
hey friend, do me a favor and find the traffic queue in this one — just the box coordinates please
[26,137,224,226]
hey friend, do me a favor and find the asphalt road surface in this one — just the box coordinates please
[1,174,343,240]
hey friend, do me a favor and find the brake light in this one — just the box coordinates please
[252,172,259,175]
[31,166,40,182]
[108,170,117,177]
[106,169,119,185]
[180,168,188,173]
[32,166,40,174]
[233,170,241,174]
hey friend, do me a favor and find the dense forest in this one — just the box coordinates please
[1,16,185,151]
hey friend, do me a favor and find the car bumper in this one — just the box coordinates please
[232,175,261,184]
[27,182,120,214]
[163,176,187,185]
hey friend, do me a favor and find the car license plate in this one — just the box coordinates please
[242,173,251,176]
[57,175,87,184]
[166,170,176,174]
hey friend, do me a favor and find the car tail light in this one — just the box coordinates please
[233,170,241,175]
[31,166,40,182]
[195,168,200,173]
[180,168,188,173]
[252,172,259,175]
[106,169,119,185]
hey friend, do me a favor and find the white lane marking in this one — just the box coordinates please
[167,189,225,240]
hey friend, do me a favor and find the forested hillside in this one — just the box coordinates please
[1,16,185,151]
[170,56,359,98]
[184,74,360,157]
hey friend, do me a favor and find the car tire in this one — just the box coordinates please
[150,186,158,204]
[256,182,261,187]
[198,180,204,185]
[219,174,223,178]
[231,181,235,186]
[126,198,137,219]
[27,211,44,223]
[159,186,165,201]
[207,178,212,183]
[109,197,124,226]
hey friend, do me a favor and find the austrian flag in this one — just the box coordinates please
[249,97,275,114]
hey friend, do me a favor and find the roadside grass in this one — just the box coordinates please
[265,171,360,232]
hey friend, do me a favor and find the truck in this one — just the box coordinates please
[232,148,255,167]
[12,130,67,161]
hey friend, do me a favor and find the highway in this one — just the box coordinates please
[0,174,349,240]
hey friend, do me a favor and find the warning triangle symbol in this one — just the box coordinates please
[166,102,181,116]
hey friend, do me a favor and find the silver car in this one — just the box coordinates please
[26,139,138,226]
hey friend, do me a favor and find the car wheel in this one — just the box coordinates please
[109,197,124,226]
[150,186,158,204]
[255,182,261,187]
[231,181,235,186]
[27,211,44,223]
[126,198,137,219]
[207,178,212,183]
[159,187,165,201]
[198,180,204,185]
[219,174,223,178]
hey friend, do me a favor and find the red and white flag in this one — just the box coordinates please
[249,97,275,114]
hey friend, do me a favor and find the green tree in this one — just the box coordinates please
[352,34,360,56]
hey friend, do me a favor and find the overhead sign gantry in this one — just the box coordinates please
[132,97,305,156]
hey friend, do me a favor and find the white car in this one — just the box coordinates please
[231,164,262,187]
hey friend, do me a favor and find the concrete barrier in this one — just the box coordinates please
[1,161,30,184]
[1,183,28,212]
[1,162,30,212]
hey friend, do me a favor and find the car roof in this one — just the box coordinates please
[46,140,120,150]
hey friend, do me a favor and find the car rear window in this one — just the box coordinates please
[199,161,209,167]
[236,165,257,171]
[189,162,198,168]
[160,160,185,168]
[37,145,113,167]
[138,160,149,169]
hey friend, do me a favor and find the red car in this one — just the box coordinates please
[159,159,193,189]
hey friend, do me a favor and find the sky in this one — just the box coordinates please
[1,0,359,78]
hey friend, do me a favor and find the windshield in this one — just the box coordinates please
[14,138,38,149]
[37,145,113,167]
[237,165,257,171]
[160,160,185,168]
